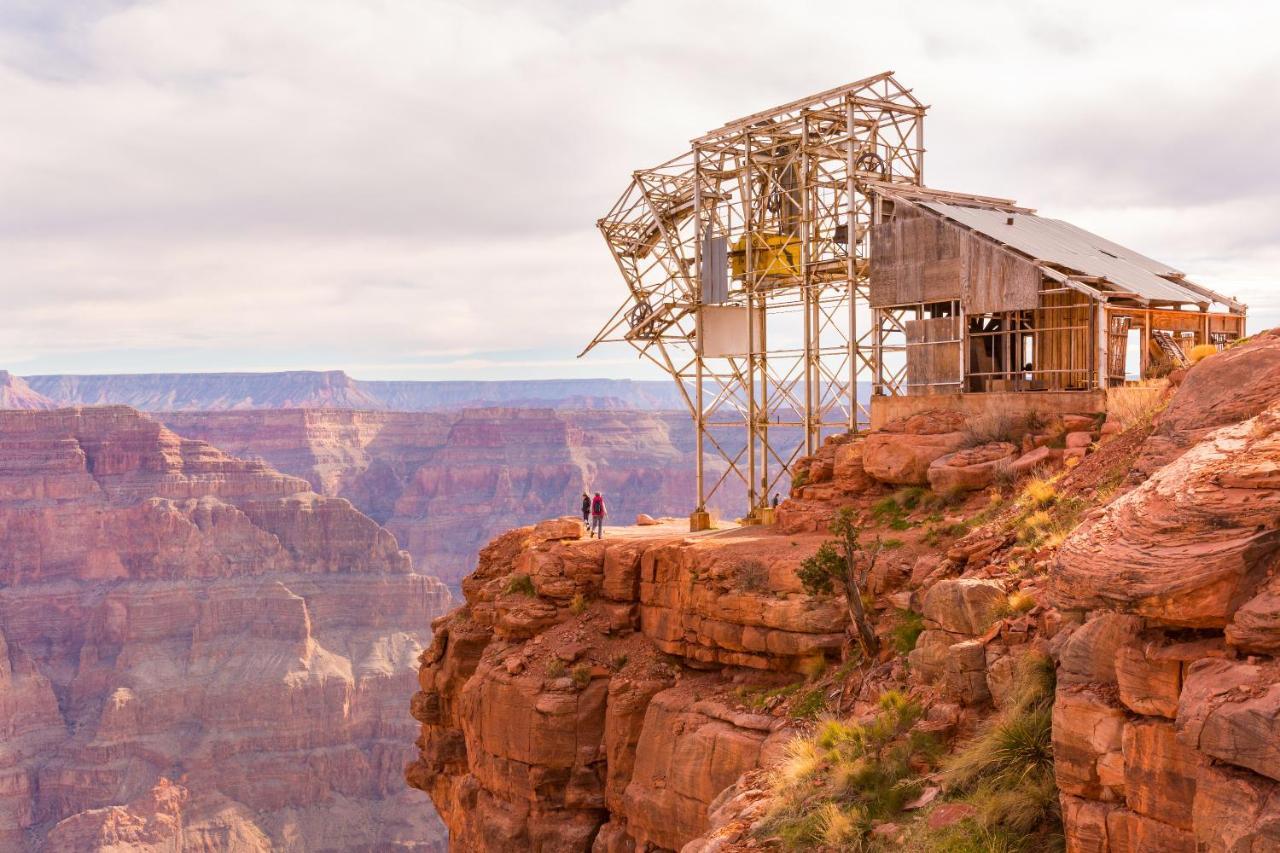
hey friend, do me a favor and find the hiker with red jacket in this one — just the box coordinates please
[590,492,607,539]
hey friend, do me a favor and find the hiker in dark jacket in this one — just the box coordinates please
[590,492,606,539]
[581,492,591,525]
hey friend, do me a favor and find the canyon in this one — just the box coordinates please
[407,331,1280,852]
[156,407,739,588]
[0,406,453,850]
[23,372,686,413]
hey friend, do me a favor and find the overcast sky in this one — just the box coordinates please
[1,0,1277,380]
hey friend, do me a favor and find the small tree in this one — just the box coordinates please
[797,507,881,657]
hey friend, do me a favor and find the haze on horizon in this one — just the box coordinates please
[1,0,1277,381]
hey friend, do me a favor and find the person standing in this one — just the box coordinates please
[590,492,606,539]
[581,492,591,526]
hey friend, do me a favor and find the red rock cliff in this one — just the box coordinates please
[0,406,453,850]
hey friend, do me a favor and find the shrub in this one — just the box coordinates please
[1190,343,1218,363]
[569,593,589,615]
[611,653,628,670]
[891,609,925,654]
[797,508,882,655]
[505,573,536,597]
[882,538,905,549]
[571,663,592,689]
[792,687,828,720]
[735,558,771,593]
[1021,478,1056,510]
[1108,389,1168,429]
[758,690,938,850]
[962,413,1019,448]
[545,659,566,678]
[791,467,810,489]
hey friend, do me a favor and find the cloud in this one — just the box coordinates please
[0,0,1277,377]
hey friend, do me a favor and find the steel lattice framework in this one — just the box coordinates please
[582,72,926,519]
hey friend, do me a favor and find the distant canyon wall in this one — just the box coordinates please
[22,371,687,412]
[159,407,745,587]
[0,406,452,851]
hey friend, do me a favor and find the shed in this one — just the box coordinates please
[866,186,1246,395]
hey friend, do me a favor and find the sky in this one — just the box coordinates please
[1,0,1277,380]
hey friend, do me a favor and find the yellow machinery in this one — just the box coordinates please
[729,233,802,279]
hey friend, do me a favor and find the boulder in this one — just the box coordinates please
[1061,795,1113,853]
[926,442,1018,493]
[1053,688,1126,800]
[832,441,876,494]
[921,578,1006,636]
[534,517,586,542]
[1063,414,1100,433]
[906,629,954,683]
[1191,762,1280,851]
[943,639,990,706]
[1065,431,1094,449]
[1053,403,1280,626]
[1115,645,1181,718]
[862,411,967,485]
[1010,445,1062,476]
[635,514,659,526]
[1177,658,1280,782]
[1057,614,1144,686]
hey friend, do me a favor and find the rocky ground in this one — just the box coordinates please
[407,330,1280,852]
[0,406,453,851]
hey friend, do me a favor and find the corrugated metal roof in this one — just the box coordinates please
[917,200,1213,306]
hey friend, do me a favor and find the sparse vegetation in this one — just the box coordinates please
[735,558,771,593]
[545,658,566,678]
[882,538,905,550]
[890,609,925,654]
[797,507,883,656]
[505,573,536,597]
[1108,389,1169,430]
[1189,343,1218,363]
[990,590,1037,621]
[569,592,589,615]
[611,653,628,670]
[961,412,1019,448]
[571,663,592,688]
[792,467,810,489]
[757,690,940,850]
[923,653,1060,852]
[792,687,829,720]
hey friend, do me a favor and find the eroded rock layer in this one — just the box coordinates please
[1050,332,1280,852]
[0,406,453,851]
[159,407,744,587]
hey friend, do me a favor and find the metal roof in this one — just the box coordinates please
[913,199,1239,309]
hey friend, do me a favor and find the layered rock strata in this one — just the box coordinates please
[1051,332,1280,852]
[160,407,742,587]
[405,517,859,850]
[0,406,452,850]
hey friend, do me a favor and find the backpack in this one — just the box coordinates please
[592,495,604,515]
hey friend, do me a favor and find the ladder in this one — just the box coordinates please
[1151,330,1190,368]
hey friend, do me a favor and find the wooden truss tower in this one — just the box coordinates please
[582,72,926,519]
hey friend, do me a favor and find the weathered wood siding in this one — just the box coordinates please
[905,315,962,394]
[871,203,1041,313]
[959,235,1041,314]
[869,204,962,307]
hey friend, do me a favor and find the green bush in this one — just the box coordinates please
[505,573,536,596]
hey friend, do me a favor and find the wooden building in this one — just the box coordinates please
[867,186,1246,396]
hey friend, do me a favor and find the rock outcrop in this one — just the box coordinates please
[406,518,855,850]
[1050,330,1280,852]
[0,406,452,850]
